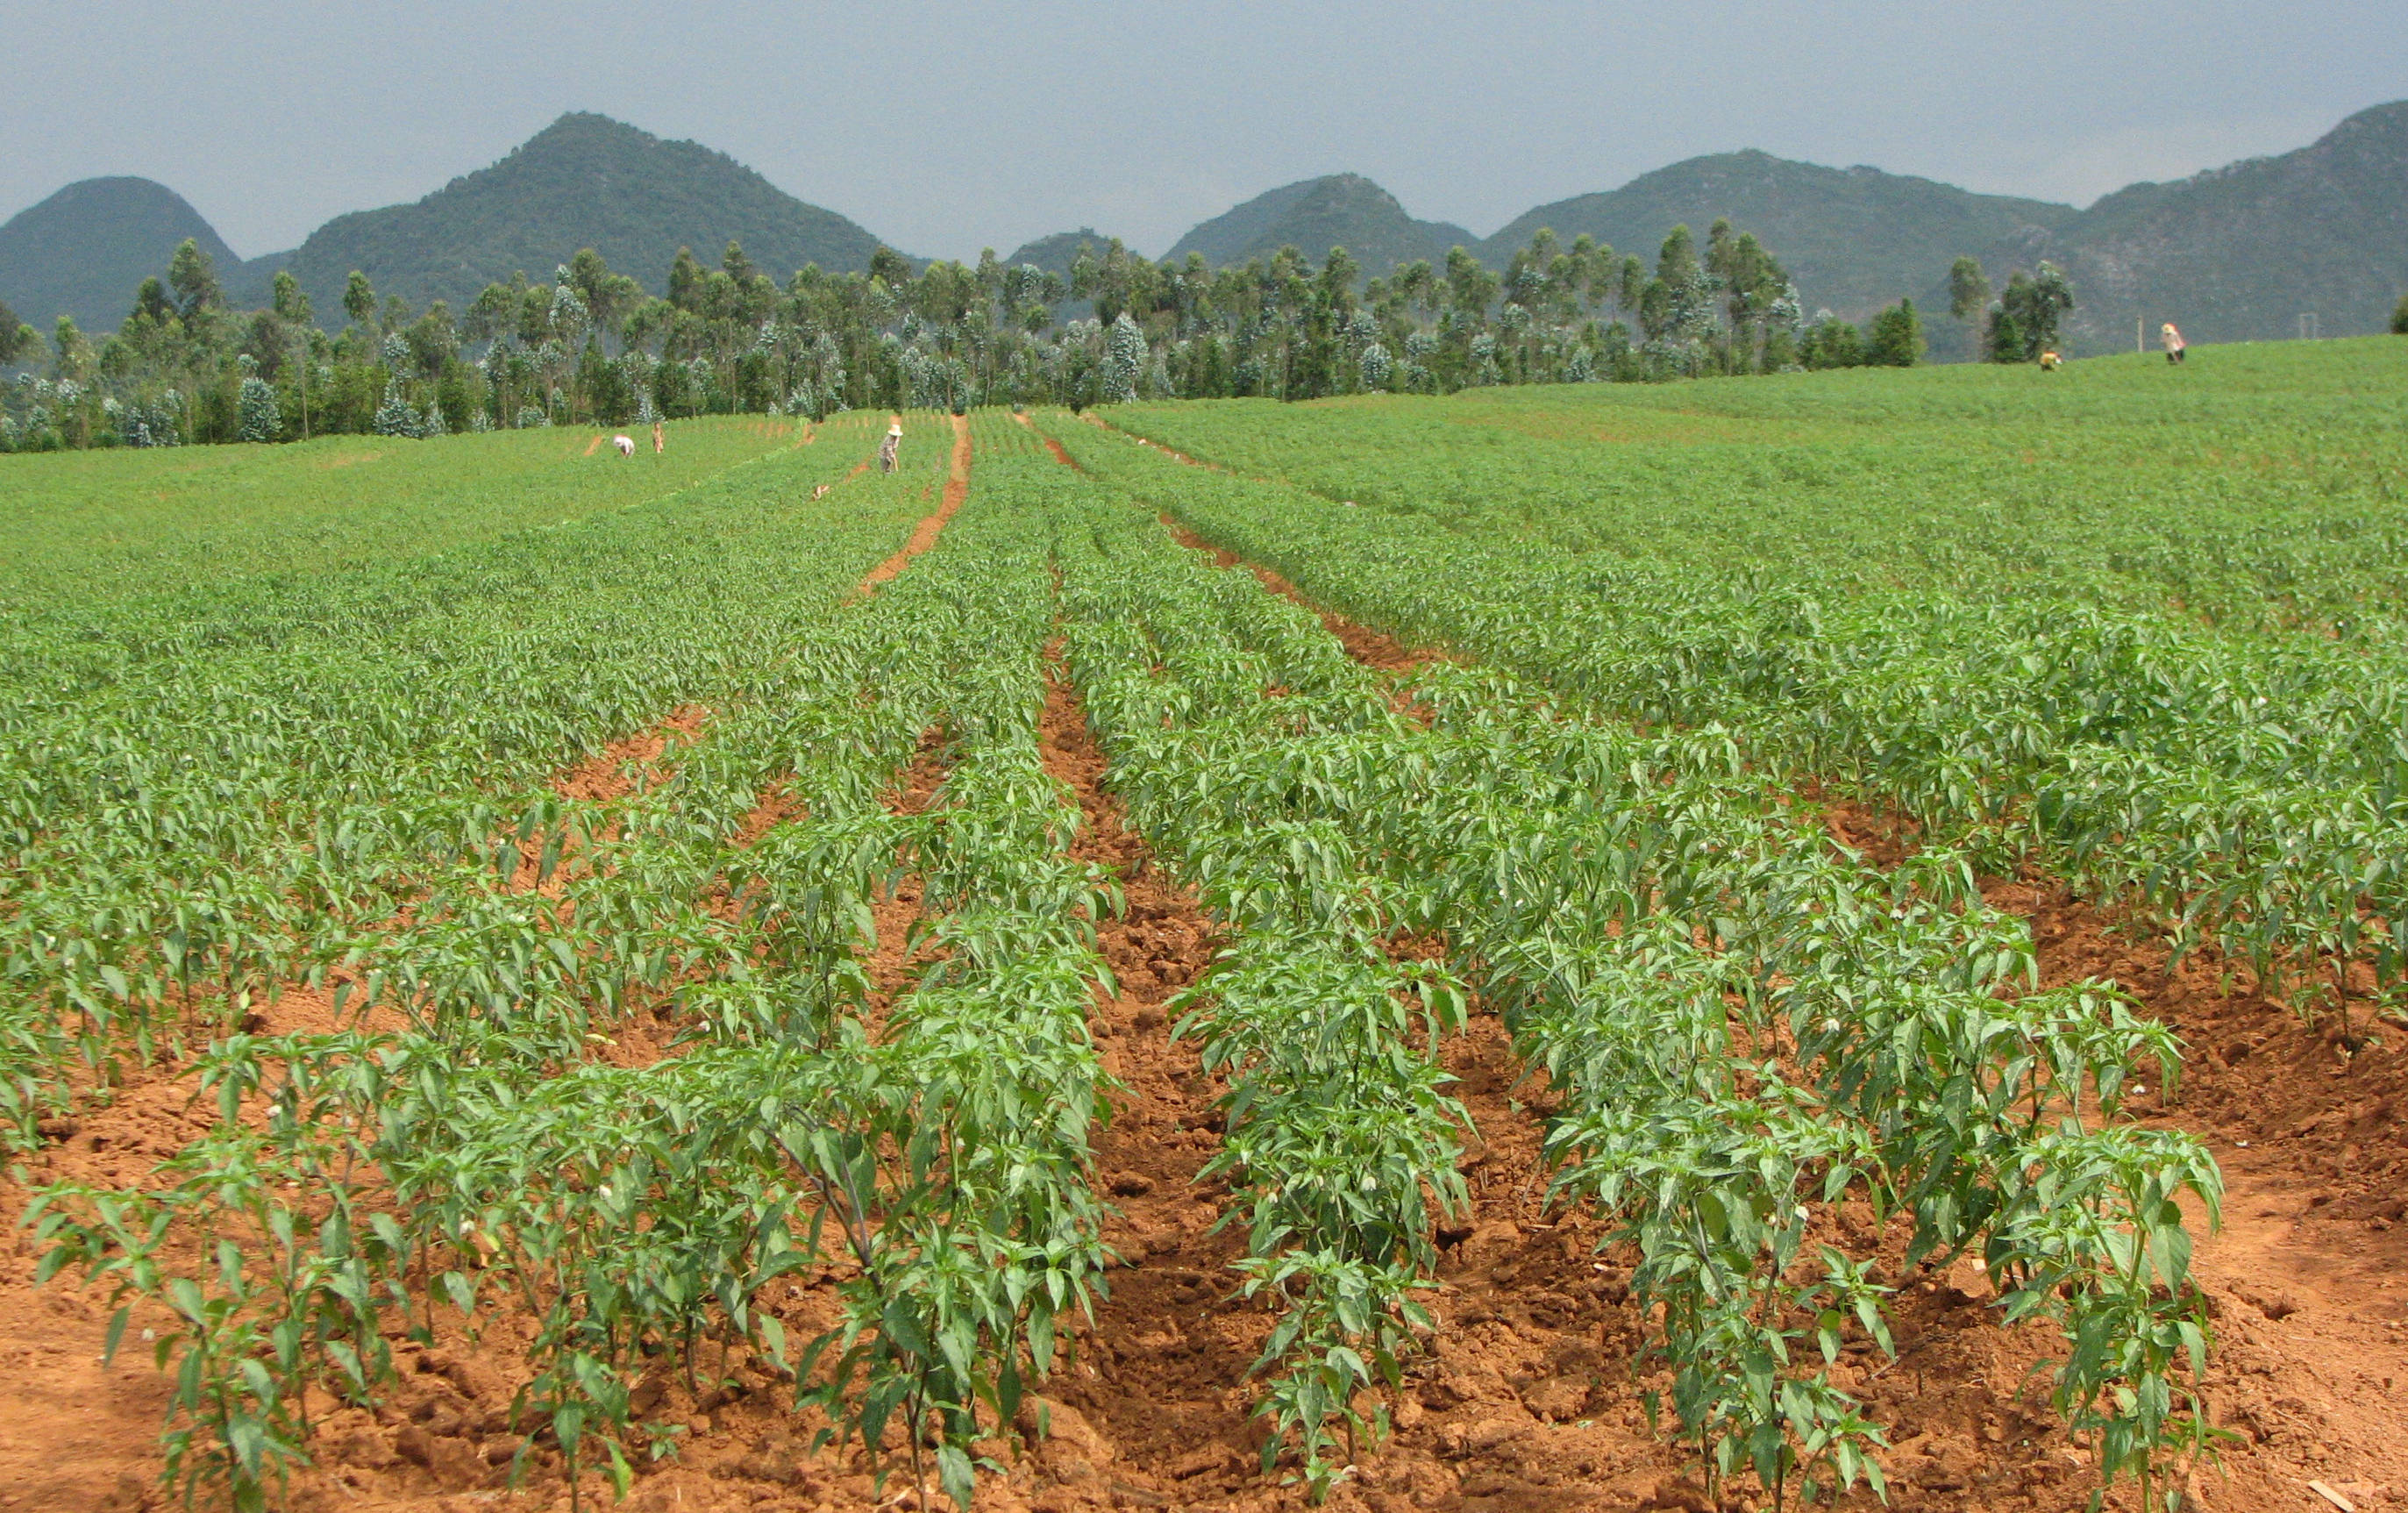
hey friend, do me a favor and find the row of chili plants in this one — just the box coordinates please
[1035,451,1473,1497]
[1037,442,2223,1511]
[21,424,944,1506]
[1051,417,2408,1034]
[25,420,1121,1511]
[0,416,953,1145]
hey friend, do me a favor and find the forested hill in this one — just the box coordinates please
[1478,151,2079,325]
[274,114,894,318]
[1004,229,1120,280]
[8,102,2404,353]
[0,178,260,331]
[1165,175,1478,276]
[2020,100,2408,346]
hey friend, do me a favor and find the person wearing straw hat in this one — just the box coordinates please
[2161,323,2187,364]
[878,420,901,473]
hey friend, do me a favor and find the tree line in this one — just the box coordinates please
[0,224,2078,453]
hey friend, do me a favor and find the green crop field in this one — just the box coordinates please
[4,345,2404,1513]
[0,414,819,614]
[1106,338,2408,632]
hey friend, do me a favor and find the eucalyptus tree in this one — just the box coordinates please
[167,239,223,325]
[342,271,376,337]
[1948,256,1992,361]
[0,298,32,367]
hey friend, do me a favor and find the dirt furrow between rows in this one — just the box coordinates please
[1025,420,2408,1509]
[858,414,972,594]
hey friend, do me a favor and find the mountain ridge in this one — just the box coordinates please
[1475,150,2080,324]
[274,113,893,319]
[1165,175,1478,275]
[6,103,2404,352]
[0,177,258,332]
[2005,99,2408,348]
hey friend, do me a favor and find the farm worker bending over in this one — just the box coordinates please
[878,421,901,474]
[652,420,665,454]
[611,433,636,458]
[2161,324,2187,364]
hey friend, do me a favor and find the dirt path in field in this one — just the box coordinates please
[857,416,970,594]
[1035,413,1438,676]
[1012,660,1266,1508]
[1015,410,1084,472]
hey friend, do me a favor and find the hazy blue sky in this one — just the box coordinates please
[7,0,2404,261]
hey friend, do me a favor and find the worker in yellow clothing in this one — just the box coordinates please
[2161,323,2187,364]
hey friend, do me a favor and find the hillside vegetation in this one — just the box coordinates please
[0,177,263,332]
[276,114,887,321]
[10,101,2404,351]
[1478,149,2076,326]
[1165,173,1478,276]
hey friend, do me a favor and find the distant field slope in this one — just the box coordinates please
[1166,174,1478,275]
[1478,150,2078,324]
[2026,100,2408,347]
[0,177,248,331]
[278,113,894,319]
[1106,337,2408,632]
[0,413,830,612]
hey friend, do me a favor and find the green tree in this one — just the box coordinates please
[51,315,92,381]
[1864,299,1926,367]
[167,238,223,323]
[237,372,281,442]
[666,247,708,312]
[0,298,34,366]
[1617,254,1646,313]
[566,249,642,341]
[131,276,176,326]
[1801,312,1863,368]
[1947,257,1991,360]
[1998,262,2074,359]
[1656,224,1699,287]
[343,270,376,332]
[404,303,460,384]
[2391,294,2408,334]
[1986,303,2025,363]
[868,246,915,292]
[273,271,315,438]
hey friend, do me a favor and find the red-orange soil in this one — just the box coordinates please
[10,430,2405,1513]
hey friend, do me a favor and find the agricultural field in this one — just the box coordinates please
[3,345,2404,1513]
[0,415,815,614]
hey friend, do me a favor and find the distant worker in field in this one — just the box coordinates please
[2039,350,2063,371]
[2162,323,2187,364]
[878,421,901,474]
[652,420,665,454]
[611,433,636,458]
